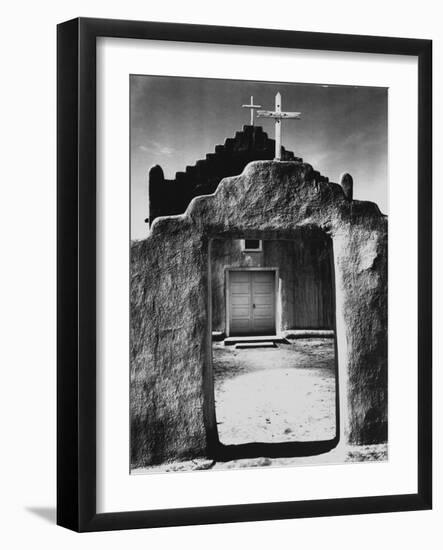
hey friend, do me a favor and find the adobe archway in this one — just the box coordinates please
[130,161,387,467]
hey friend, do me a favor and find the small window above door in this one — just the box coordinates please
[242,239,263,252]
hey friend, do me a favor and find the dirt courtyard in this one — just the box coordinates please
[213,338,337,446]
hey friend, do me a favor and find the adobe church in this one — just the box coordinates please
[131,95,387,467]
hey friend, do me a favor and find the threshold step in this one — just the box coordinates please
[235,342,276,349]
[224,335,289,346]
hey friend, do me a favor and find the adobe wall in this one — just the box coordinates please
[131,160,387,467]
[210,236,334,333]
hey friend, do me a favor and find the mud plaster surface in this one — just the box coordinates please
[213,339,336,445]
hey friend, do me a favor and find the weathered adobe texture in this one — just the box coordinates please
[131,161,387,467]
[148,125,303,224]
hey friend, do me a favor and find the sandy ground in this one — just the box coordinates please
[132,338,388,475]
[213,339,337,445]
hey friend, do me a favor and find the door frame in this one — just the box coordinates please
[225,267,280,337]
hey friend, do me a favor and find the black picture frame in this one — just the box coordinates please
[57,17,432,532]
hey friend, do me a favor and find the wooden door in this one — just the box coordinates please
[229,271,275,335]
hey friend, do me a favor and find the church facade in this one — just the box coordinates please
[210,234,334,336]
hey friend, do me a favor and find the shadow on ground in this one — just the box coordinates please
[214,438,339,461]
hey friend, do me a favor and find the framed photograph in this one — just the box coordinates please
[57,17,432,532]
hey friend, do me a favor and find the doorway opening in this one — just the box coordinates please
[209,232,339,458]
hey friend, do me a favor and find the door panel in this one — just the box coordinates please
[229,271,275,335]
[230,272,252,335]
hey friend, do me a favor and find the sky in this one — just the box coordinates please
[131,75,388,240]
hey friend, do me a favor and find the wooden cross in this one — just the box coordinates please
[257,92,301,160]
[242,96,262,126]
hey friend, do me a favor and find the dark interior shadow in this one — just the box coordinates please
[26,506,56,524]
[212,437,339,461]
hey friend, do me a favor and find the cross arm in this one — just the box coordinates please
[257,110,301,119]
